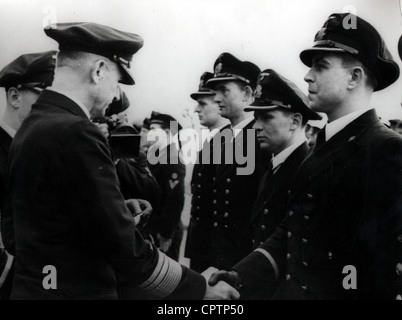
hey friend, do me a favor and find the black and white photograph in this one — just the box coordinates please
[0,0,401,309]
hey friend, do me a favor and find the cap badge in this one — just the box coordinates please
[316,27,327,40]
[215,62,223,75]
[254,84,262,99]
[199,79,204,90]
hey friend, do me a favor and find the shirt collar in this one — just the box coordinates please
[325,108,372,141]
[272,137,306,170]
[0,121,16,138]
[47,88,91,120]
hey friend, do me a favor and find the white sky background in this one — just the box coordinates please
[0,0,401,128]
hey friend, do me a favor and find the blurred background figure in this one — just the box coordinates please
[146,111,186,261]
[93,91,160,229]
[304,113,327,148]
[139,117,151,153]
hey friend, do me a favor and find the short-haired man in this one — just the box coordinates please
[244,69,321,299]
[184,72,230,272]
[205,53,268,269]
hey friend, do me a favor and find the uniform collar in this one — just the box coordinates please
[0,120,16,138]
[47,88,91,120]
[272,137,307,170]
[326,108,372,141]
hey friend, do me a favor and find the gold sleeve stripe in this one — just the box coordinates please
[254,248,279,280]
[139,251,182,298]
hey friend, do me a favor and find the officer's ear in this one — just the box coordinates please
[91,59,108,84]
[348,66,364,89]
[290,113,303,131]
[243,85,254,102]
[7,87,22,109]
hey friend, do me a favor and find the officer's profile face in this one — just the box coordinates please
[304,53,351,114]
[213,81,247,120]
[7,87,41,129]
[91,60,122,118]
[195,96,220,128]
[253,109,295,155]
[148,123,169,146]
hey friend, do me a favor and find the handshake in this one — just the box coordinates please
[201,266,243,300]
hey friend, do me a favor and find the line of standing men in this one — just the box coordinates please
[207,12,402,300]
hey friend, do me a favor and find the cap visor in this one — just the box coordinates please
[119,64,135,85]
[244,105,283,112]
[300,47,346,67]
[206,76,243,89]
[190,91,215,100]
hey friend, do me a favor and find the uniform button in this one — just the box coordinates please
[225,189,230,194]
[301,285,308,291]
[213,222,218,227]
[191,183,194,188]
[226,178,231,183]
[213,189,217,193]
[260,241,263,245]
[302,261,308,267]
[397,294,402,300]
[396,263,402,276]
[213,199,217,204]
[397,234,402,243]
[213,211,217,215]
[213,177,216,181]
[307,194,313,199]
[288,210,293,217]
[197,184,201,188]
[224,224,228,228]
[196,217,200,221]
[225,201,229,205]
[252,239,255,245]
[224,212,229,218]
[261,225,266,231]
[287,231,292,238]
[304,215,310,221]
[196,206,200,210]
[328,251,333,260]
[302,238,308,244]
[197,195,201,199]
[287,190,291,195]
[264,209,269,215]
[286,253,291,260]
[286,274,291,281]
[198,172,202,177]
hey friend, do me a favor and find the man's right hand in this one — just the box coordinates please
[203,280,240,300]
[208,270,243,291]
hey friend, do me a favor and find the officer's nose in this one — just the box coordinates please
[304,69,314,83]
[113,85,122,102]
[213,92,222,103]
[253,117,263,130]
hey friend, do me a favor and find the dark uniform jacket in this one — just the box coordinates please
[234,109,402,300]
[0,126,13,299]
[1,90,205,300]
[0,126,12,210]
[184,124,231,271]
[147,143,185,241]
[210,119,268,269]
